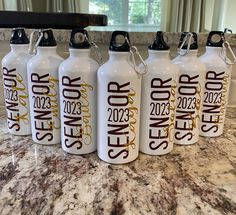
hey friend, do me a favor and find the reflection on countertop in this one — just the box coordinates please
[0,106,236,215]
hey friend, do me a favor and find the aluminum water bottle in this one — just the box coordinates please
[172,32,205,145]
[59,29,98,154]
[2,28,31,135]
[97,31,141,164]
[199,31,232,137]
[27,29,63,145]
[140,31,179,155]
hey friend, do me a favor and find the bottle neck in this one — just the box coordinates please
[109,51,130,61]
[69,48,91,57]
[179,50,198,57]
[148,50,170,59]
[10,44,29,52]
[37,46,58,55]
[205,46,222,55]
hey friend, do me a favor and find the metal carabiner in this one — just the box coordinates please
[177,32,193,56]
[221,41,236,65]
[90,41,103,65]
[83,33,103,65]
[125,37,148,76]
[130,45,148,75]
[28,29,51,55]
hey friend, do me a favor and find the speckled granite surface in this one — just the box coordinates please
[0,106,236,215]
[0,28,236,45]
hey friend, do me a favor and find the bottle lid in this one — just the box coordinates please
[178,32,198,50]
[38,29,57,47]
[206,31,225,47]
[69,28,91,49]
[149,31,169,50]
[10,28,29,44]
[109,31,130,52]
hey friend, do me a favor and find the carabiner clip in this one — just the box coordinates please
[178,32,193,56]
[83,33,103,65]
[221,41,236,65]
[90,41,103,65]
[125,37,148,76]
[130,46,148,75]
[224,28,233,34]
[28,29,46,55]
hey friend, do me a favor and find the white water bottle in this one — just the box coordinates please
[97,31,141,164]
[172,32,205,145]
[2,28,31,135]
[27,29,63,145]
[199,31,232,137]
[59,28,98,154]
[140,31,179,155]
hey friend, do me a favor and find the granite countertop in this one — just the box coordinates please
[0,106,236,215]
[0,28,236,46]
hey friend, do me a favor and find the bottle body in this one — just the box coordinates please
[59,49,98,154]
[140,51,179,155]
[2,45,31,135]
[97,52,141,164]
[27,47,63,145]
[173,51,205,145]
[199,47,231,137]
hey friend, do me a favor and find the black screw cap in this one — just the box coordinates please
[69,28,91,49]
[109,31,130,52]
[206,31,225,47]
[10,28,29,44]
[149,31,169,50]
[38,29,57,47]
[178,32,198,50]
